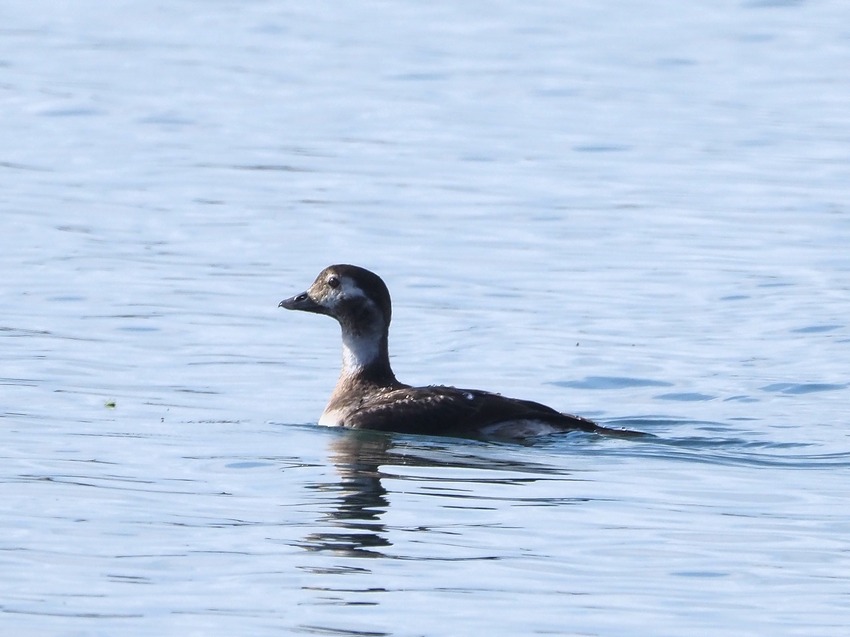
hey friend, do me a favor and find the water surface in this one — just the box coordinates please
[3,1,850,635]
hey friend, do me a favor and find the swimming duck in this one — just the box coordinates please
[280,264,639,439]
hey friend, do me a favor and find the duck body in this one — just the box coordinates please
[279,264,639,440]
[319,380,602,438]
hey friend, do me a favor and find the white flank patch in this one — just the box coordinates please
[318,408,345,427]
[479,419,563,439]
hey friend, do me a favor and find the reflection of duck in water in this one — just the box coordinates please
[280,264,645,440]
[299,433,393,558]
[299,430,585,558]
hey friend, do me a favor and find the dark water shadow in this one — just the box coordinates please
[293,428,593,560]
[292,417,850,562]
[298,432,394,559]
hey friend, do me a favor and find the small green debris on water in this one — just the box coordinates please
[105,400,117,409]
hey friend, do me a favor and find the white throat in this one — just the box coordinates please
[341,331,381,375]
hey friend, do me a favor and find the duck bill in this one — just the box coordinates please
[279,292,325,314]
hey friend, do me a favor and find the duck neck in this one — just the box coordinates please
[339,325,398,388]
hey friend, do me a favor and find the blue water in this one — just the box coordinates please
[3,1,850,635]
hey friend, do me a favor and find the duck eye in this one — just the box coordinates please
[327,276,340,289]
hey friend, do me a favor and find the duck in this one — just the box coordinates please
[279,264,643,440]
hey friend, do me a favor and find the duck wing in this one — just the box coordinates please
[342,385,604,438]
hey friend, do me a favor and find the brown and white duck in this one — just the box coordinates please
[279,264,642,440]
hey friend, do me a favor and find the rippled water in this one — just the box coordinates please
[3,1,850,635]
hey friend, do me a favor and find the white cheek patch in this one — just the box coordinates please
[323,277,367,311]
[339,278,368,300]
